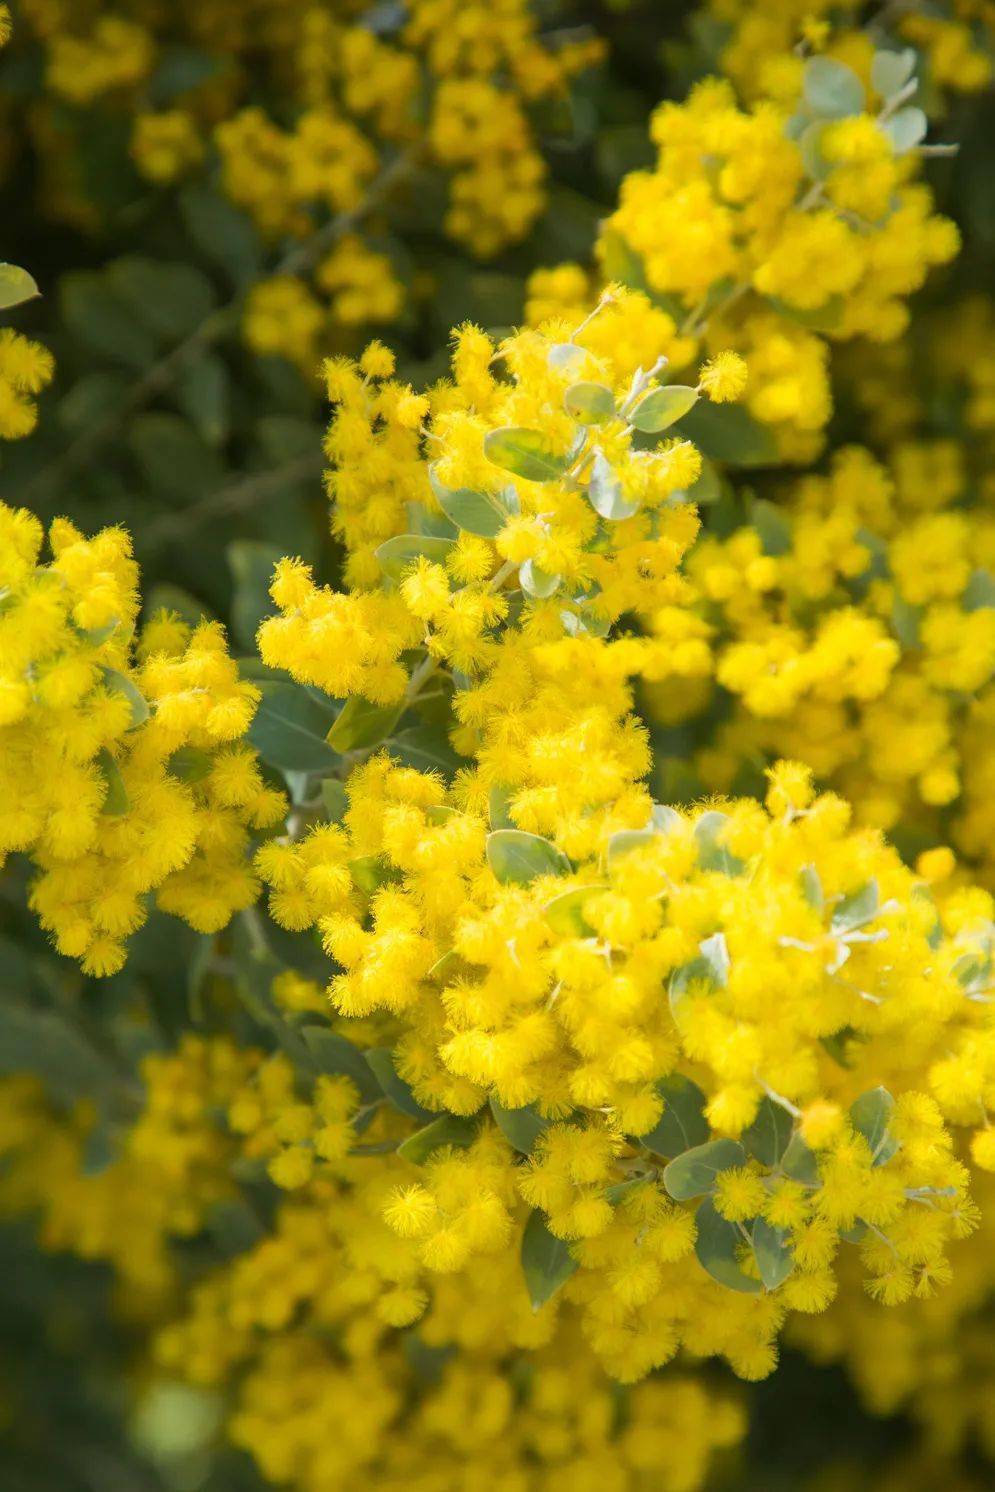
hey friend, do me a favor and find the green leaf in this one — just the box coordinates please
[804,56,866,118]
[96,748,129,815]
[742,1098,793,1169]
[607,827,657,865]
[641,1074,710,1157]
[694,1198,762,1293]
[487,829,570,885]
[587,450,639,521]
[376,533,456,581]
[883,106,927,154]
[327,695,404,753]
[61,271,159,369]
[521,1209,578,1309]
[831,880,879,933]
[179,184,262,288]
[679,400,780,468]
[547,342,588,374]
[630,385,699,433]
[349,855,400,895]
[149,45,223,106]
[751,1218,795,1290]
[177,353,231,447]
[205,1198,265,1257]
[519,559,561,599]
[365,1048,435,1121]
[248,681,340,773]
[107,257,217,341]
[0,263,40,311]
[564,382,615,425]
[396,1113,478,1165]
[871,48,916,100]
[428,466,514,538]
[963,569,995,611]
[321,779,348,823]
[489,784,515,830]
[669,933,730,1016]
[387,725,461,776]
[228,540,282,651]
[544,885,605,937]
[484,427,570,484]
[800,865,824,912]
[100,667,149,728]
[489,1097,549,1155]
[146,583,214,630]
[694,811,745,875]
[781,1133,821,1186]
[849,1086,899,1165]
[169,745,212,783]
[751,499,792,558]
[300,1027,381,1103]
[129,413,224,499]
[663,1139,746,1201]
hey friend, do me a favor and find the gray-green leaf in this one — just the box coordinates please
[742,1097,793,1169]
[376,534,457,581]
[663,1138,746,1201]
[0,263,40,311]
[327,695,404,753]
[641,1074,710,1157]
[487,829,570,885]
[694,1198,762,1293]
[484,427,570,483]
[804,56,866,118]
[630,385,698,433]
[489,1097,549,1155]
[521,1209,578,1309]
[565,382,615,425]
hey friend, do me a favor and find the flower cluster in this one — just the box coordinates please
[0,503,283,975]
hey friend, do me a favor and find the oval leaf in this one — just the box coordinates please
[587,450,639,521]
[849,1086,899,1166]
[641,1074,710,1158]
[565,382,615,425]
[751,1217,795,1290]
[521,1209,578,1309]
[377,534,457,581]
[365,1048,435,1121]
[0,263,40,311]
[544,885,605,937]
[300,1027,382,1103]
[396,1113,478,1165]
[630,384,698,433]
[663,1138,746,1201]
[804,56,865,118]
[248,681,340,774]
[100,667,150,728]
[519,559,561,599]
[694,1198,762,1293]
[484,427,570,483]
[487,829,570,886]
[327,695,404,753]
[489,1097,549,1155]
[742,1097,793,1169]
[429,466,513,538]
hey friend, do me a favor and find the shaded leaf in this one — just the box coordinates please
[742,1097,793,1168]
[396,1113,478,1164]
[641,1074,710,1157]
[489,1097,549,1155]
[248,681,340,773]
[521,1209,578,1309]
[663,1138,746,1200]
[365,1048,435,1121]
[694,1198,762,1293]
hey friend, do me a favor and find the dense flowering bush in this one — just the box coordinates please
[4,4,995,1492]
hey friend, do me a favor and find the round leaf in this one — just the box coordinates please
[641,1074,710,1158]
[694,1198,762,1293]
[376,534,457,580]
